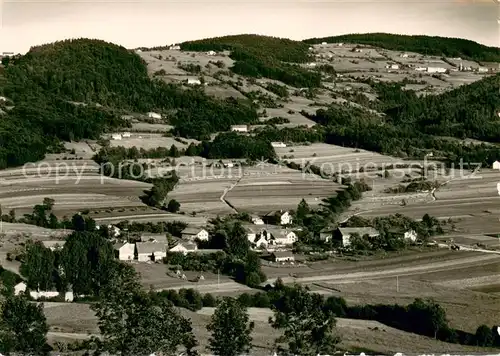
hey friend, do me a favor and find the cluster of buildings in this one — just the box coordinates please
[114,228,209,262]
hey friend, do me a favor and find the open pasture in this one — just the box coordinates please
[225,171,341,214]
[276,143,410,174]
[109,133,199,150]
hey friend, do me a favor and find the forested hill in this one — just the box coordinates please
[179,34,321,88]
[0,38,258,169]
[303,33,500,62]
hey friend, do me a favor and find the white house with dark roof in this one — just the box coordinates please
[136,242,167,262]
[263,210,292,226]
[181,227,209,241]
[169,241,198,255]
[147,112,162,119]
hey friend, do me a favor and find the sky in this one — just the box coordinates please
[0,0,498,53]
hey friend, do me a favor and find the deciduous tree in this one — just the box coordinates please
[207,297,254,356]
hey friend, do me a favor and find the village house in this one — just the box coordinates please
[271,251,295,263]
[169,241,198,255]
[111,133,122,140]
[147,112,162,119]
[169,45,181,50]
[140,232,168,243]
[426,67,447,74]
[262,228,297,246]
[186,78,201,85]
[136,242,167,262]
[114,242,135,261]
[206,50,216,56]
[271,142,286,148]
[333,227,380,247]
[231,125,249,133]
[42,241,66,251]
[493,161,500,170]
[263,210,293,225]
[181,227,209,241]
[122,132,131,138]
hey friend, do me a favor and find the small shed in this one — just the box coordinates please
[493,161,500,170]
[111,133,122,140]
[271,251,295,263]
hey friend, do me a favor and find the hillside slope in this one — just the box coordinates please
[303,33,500,62]
[0,38,259,168]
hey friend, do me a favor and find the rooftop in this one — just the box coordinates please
[338,227,379,237]
[136,242,167,254]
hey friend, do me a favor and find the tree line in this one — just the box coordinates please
[303,33,500,62]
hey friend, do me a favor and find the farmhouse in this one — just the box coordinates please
[169,45,181,50]
[42,241,66,251]
[140,232,168,243]
[206,50,216,56]
[263,210,292,225]
[262,228,297,246]
[111,133,122,140]
[122,132,131,138]
[186,78,201,85]
[147,112,162,119]
[114,242,135,261]
[477,67,488,73]
[136,242,167,262]
[271,142,287,148]
[319,227,335,242]
[400,53,409,58]
[169,241,198,254]
[334,227,380,247]
[231,125,248,133]
[181,227,209,241]
[493,161,500,170]
[271,251,295,263]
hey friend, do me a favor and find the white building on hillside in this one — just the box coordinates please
[271,142,286,148]
[263,210,293,225]
[186,78,201,85]
[493,161,500,170]
[207,50,216,56]
[122,132,131,138]
[111,134,122,140]
[427,67,447,73]
[231,125,248,133]
[262,228,298,246]
[169,45,181,50]
[147,112,162,119]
